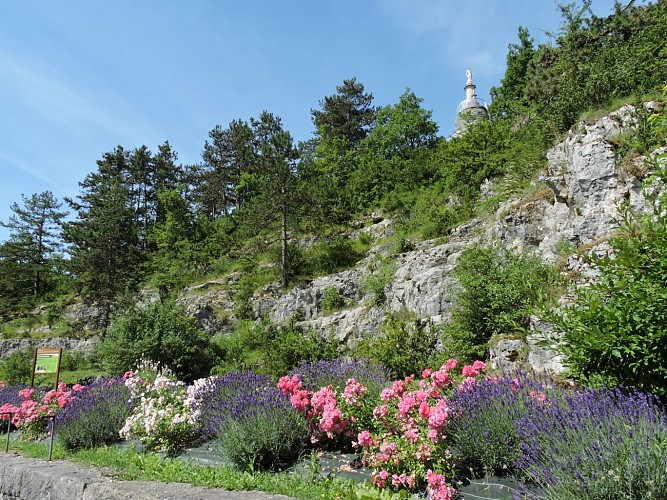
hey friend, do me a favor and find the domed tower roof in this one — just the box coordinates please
[454,68,488,136]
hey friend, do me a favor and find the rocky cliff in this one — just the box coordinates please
[40,105,657,373]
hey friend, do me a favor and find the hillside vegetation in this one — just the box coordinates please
[1,0,666,393]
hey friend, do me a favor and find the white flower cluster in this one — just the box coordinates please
[119,370,197,454]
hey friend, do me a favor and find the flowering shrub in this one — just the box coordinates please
[188,371,307,470]
[515,386,667,499]
[0,383,77,439]
[187,371,275,441]
[446,370,556,474]
[119,371,197,456]
[55,376,133,450]
[279,358,488,498]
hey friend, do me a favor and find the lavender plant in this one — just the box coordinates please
[55,377,133,450]
[446,371,558,475]
[215,386,308,471]
[189,371,308,471]
[189,371,275,441]
[515,386,667,499]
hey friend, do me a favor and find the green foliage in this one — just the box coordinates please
[97,300,220,383]
[357,312,442,379]
[217,405,309,472]
[0,348,32,385]
[361,258,396,307]
[299,237,366,278]
[446,245,559,362]
[59,350,92,372]
[215,319,344,379]
[320,287,348,314]
[550,166,667,396]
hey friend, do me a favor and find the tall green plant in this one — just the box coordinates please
[446,245,559,362]
[97,300,220,383]
[550,165,667,396]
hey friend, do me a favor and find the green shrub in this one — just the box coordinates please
[97,300,220,383]
[320,287,347,314]
[550,165,667,396]
[0,348,32,385]
[446,245,559,363]
[216,387,308,471]
[214,319,344,379]
[361,258,395,306]
[357,312,442,379]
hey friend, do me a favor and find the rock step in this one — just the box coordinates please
[0,453,295,500]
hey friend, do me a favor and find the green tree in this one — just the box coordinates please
[351,89,439,206]
[0,191,68,299]
[489,26,536,119]
[239,111,301,287]
[199,119,254,218]
[311,77,376,149]
[64,149,143,333]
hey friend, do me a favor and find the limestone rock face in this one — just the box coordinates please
[160,106,652,373]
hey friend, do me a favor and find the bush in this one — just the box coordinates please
[515,386,667,499]
[446,245,559,362]
[550,166,667,396]
[320,287,347,313]
[216,387,308,471]
[357,312,442,379]
[190,371,307,471]
[190,371,275,441]
[0,349,33,386]
[97,300,220,383]
[446,371,556,475]
[214,319,344,379]
[55,377,132,450]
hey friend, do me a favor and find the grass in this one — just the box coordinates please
[6,440,362,500]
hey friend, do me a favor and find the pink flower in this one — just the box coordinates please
[372,404,388,420]
[444,359,458,370]
[380,388,396,402]
[403,428,419,443]
[342,378,366,405]
[419,401,431,419]
[311,386,337,415]
[427,470,456,500]
[431,369,451,389]
[372,469,390,489]
[398,394,416,419]
[18,388,35,401]
[422,368,433,379]
[289,389,310,413]
[72,384,84,392]
[122,370,135,381]
[277,374,302,396]
[357,430,374,447]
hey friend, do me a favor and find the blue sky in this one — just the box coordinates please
[0,0,628,241]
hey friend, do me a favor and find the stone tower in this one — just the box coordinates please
[454,68,488,137]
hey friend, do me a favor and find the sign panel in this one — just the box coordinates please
[31,347,62,389]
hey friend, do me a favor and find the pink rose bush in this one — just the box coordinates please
[0,383,77,439]
[279,359,487,497]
